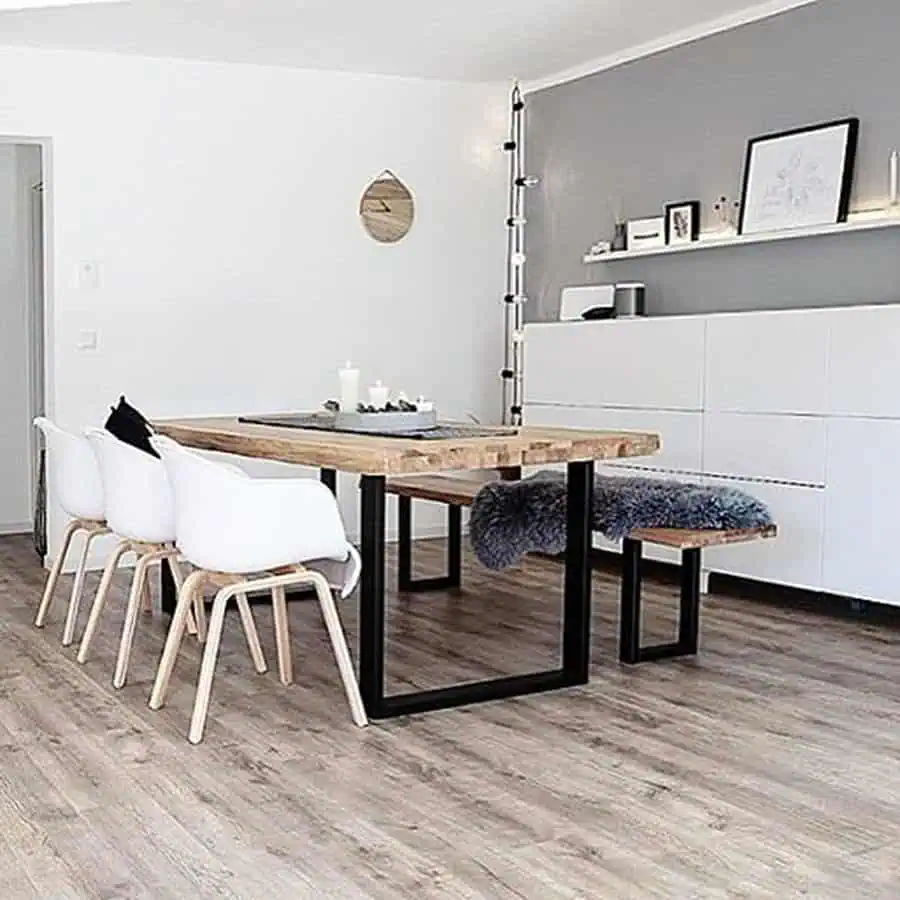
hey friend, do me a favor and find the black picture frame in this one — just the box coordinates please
[665,201,700,245]
[738,117,859,235]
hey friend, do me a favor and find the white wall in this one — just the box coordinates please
[0,46,508,564]
[0,144,37,534]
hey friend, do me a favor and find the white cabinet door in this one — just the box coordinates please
[823,418,900,605]
[827,305,900,419]
[523,318,705,411]
[703,412,827,486]
[702,477,824,590]
[524,404,701,474]
[705,310,829,415]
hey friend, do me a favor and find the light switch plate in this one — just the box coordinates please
[77,329,98,351]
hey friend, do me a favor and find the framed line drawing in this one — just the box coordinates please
[738,118,859,235]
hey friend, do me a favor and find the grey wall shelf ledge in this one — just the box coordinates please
[583,213,900,264]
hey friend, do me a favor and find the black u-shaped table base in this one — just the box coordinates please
[359,461,595,719]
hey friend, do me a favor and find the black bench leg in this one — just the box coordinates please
[397,499,463,593]
[619,542,703,664]
[678,548,702,656]
[398,496,413,591]
[619,538,643,664]
[447,505,462,588]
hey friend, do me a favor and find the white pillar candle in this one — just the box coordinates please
[891,151,899,207]
[338,361,359,412]
[368,380,390,409]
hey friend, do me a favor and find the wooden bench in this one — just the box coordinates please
[385,473,777,664]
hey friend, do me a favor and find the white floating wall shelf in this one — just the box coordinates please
[583,212,900,264]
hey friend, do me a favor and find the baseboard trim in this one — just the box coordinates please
[588,547,900,627]
[0,522,32,537]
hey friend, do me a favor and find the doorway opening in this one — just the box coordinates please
[0,141,47,557]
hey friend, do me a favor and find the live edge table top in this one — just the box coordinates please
[153,417,661,476]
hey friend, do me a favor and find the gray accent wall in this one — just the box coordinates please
[526,0,900,321]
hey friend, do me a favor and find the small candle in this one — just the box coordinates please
[368,380,389,409]
[338,361,359,412]
[891,151,899,207]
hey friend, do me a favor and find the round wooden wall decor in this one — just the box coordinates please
[359,171,415,243]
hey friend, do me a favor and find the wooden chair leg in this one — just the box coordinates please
[113,553,155,689]
[271,585,293,686]
[62,529,105,647]
[235,592,267,674]
[193,583,207,644]
[34,519,80,628]
[168,559,198,637]
[141,578,153,614]
[77,539,131,664]
[311,573,367,727]
[149,571,207,711]
[188,586,234,745]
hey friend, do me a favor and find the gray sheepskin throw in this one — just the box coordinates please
[469,471,773,571]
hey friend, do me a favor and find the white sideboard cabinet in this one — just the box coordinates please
[523,304,900,605]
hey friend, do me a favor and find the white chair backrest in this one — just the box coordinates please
[33,417,105,521]
[153,435,351,573]
[84,428,175,544]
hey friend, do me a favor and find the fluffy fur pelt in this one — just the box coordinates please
[468,470,773,571]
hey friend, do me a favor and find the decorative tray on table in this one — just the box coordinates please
[334,407,436,432]
[238,408,517,441]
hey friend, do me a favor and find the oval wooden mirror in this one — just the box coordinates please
[359,171,414,243]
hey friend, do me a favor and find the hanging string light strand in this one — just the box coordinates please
[500,83,538,426]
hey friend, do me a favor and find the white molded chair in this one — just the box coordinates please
[32,417,110,646]
[77,429,233,688]
[148,436,367,744]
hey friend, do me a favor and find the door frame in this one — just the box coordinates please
[0,135,54,548]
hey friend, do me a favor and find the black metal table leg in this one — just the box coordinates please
[562,459,593,684]
[359,475,387,718]
[365,459,595,720]
[320,467,337,495]
[397,498,463,593]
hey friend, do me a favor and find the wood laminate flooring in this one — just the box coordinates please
[1,533,899,899]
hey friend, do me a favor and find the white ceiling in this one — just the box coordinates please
[0,0,817,85]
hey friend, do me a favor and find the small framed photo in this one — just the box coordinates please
[739,118,858,235]
[665,201,700,245]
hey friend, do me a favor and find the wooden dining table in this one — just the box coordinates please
[153,416,660,720]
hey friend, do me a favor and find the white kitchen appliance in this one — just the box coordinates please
[559,284,615,321]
